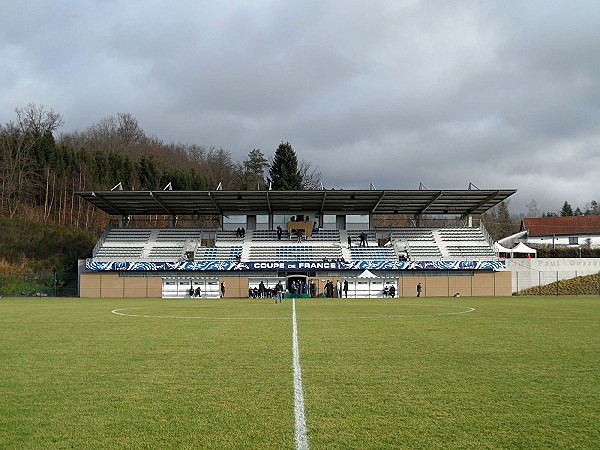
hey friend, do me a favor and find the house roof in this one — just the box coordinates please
[522,216,600,236]
[76,188,517,217]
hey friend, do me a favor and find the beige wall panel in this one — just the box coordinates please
[424,277,450,297]
[472,273,495,296]
[494,271,513,296]
[80,273,101,298]
[400,276,425,298]
[449,277,473,296]
[123,277,150,298]
[219,277,245,298]
[147,277,163,298]
[99,273,124,298]
[81,271,512,299]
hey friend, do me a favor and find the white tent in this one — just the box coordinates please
[494,242,513,256]
[350,269,397,298]
[511,242,537,257]
[357,269,378,278]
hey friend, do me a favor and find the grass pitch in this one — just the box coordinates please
[1,296,599,449]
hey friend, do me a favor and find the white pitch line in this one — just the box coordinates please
[111,305,475,321]
[292,298,309,450]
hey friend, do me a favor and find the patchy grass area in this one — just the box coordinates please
[516,272,600,296]
[1,297,599,449]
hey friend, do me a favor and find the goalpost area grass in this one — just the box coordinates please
[1,296,598,449]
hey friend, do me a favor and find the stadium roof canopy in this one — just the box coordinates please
[77,188,517,217]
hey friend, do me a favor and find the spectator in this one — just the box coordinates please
[275,281,283,303]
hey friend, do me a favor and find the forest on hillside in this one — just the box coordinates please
[0,104,327,233]
[1,103,597,241]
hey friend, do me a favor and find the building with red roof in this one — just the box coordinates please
[520,216,600,248]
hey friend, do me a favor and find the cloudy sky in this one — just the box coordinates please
[2,1,600,214]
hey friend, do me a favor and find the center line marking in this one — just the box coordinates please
[292,298,309,450]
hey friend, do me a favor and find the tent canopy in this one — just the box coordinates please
[357,270,379,278]
[512,242,537,254]
[494,242,512,253]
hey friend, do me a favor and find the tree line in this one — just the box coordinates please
[0,104,319,232]
[2,103,595,239]
[481,197,600,242]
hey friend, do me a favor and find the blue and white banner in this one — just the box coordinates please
[86,259,506,272]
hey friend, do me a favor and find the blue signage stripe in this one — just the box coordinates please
[85,259,506,271]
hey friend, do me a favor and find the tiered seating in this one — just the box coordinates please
[348,230,376,244]
[148,246,184,259]
[216,230,245,242]
[447,245,496,258]
[196,245,242,261]
[438,228,486,241]
[95,246,144,259]
[310,230,341,242]
[407,246,443,259]
[439,227,495,258]
[252,229,341,242]
[249,245,342,261]
[105,229,151,243]
[248,246,277,260]
[93,225,498,263]
[253,230,288,241]
[350,246,396,260]
[155,229,202,242]
[390,228,435,242]
[276,247,315,260]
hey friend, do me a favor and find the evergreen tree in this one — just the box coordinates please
[496,201,514,238]
[560,201,573,216]
[243,148,269,189]
[137,155,160,190]
[268,142,302,190]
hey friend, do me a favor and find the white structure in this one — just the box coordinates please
[346,270,398,298]
[515,216,600,248]
[506,258,600,292]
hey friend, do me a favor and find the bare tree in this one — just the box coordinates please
[299,159,322,190]
[0,122,36,216]
[15,103,64,136]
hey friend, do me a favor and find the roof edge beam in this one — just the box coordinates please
[371,191,386,213]
[91,192,124,216]
[207,192,223,214]
[319,191,327,216]
[468,191,500,214]
[419,191,443,215]
[266,191,272,214]
[150,192,175,215]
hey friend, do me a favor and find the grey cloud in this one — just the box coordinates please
[1,1,599,214]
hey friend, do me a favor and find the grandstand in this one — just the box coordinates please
[92,226,498,262]
[78,188,516,298]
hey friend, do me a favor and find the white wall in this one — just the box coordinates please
[506,258,600,292]
[525,235,600,248]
